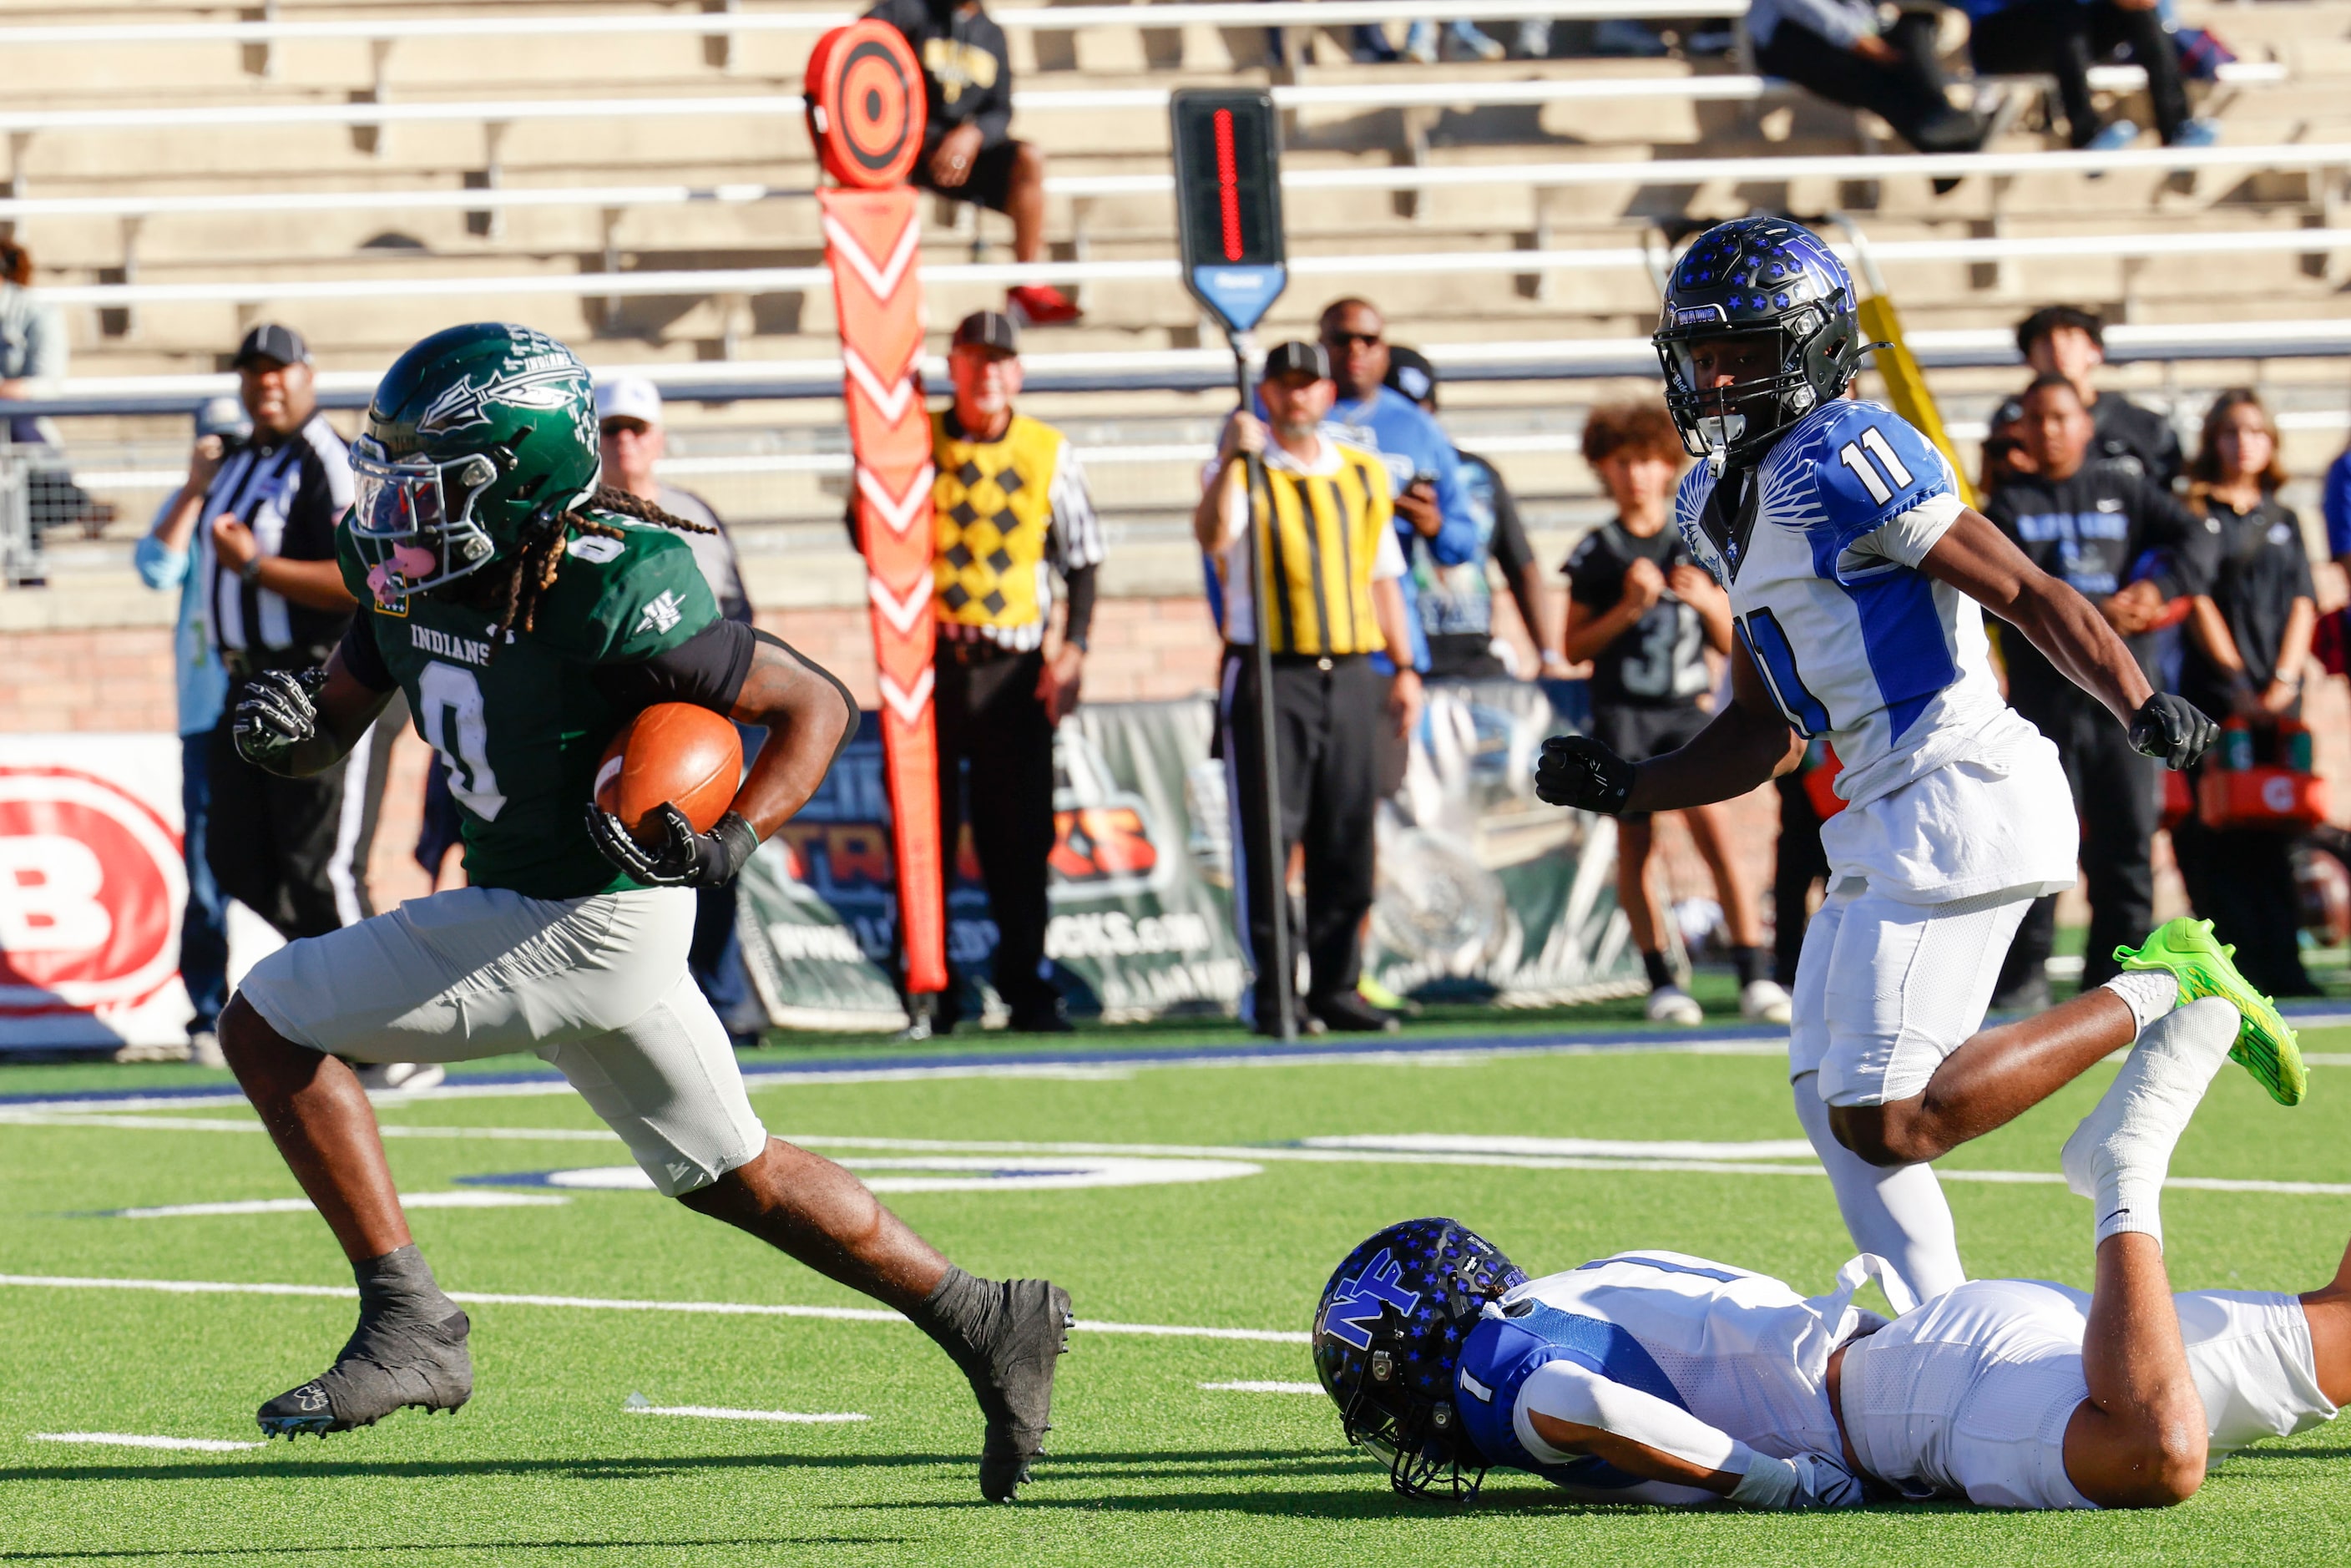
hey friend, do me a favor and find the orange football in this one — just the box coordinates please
[594,703,742,845]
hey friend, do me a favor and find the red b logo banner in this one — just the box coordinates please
[805,20,927,190]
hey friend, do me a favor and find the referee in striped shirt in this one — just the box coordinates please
[176,323,376,943]
[1195,340,1421,1036]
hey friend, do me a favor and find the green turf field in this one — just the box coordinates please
[6,1019,2351,1566]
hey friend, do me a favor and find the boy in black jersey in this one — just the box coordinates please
[1561,402,1789,1024]
[1984,373,2219,1004]
[2017,306,2183,489]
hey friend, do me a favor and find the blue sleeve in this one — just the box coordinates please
[1803,406,1953,558]
[1424,436,1480,568]
[133,533,189,591]
[2324,453,2351,561]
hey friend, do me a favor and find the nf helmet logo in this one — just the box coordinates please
[1321,1247,1422,1352]
[0,767,185,1014]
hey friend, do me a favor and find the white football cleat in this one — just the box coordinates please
[354,1062,446,1095]
[1741,979,1793,1025]
[1645,984,1704,1025]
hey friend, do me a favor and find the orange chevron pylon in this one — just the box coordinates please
[810,22,947,999]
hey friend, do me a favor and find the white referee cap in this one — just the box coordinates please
[594,376,663,428]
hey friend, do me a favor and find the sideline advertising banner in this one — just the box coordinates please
[0,735,195,1050]
[736,683,1642,1030]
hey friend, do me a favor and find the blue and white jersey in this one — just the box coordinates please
[1453,1251,1893,1504]
[1674,399,2004,809]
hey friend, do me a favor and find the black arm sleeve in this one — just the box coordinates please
[751,627,863,773]
[1062,562,1100,650]
[589,617,758,716]
[336,615,397,694]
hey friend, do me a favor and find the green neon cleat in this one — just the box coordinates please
[2115,918,2305,1107]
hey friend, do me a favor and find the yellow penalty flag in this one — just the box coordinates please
[1855,292,1977,511]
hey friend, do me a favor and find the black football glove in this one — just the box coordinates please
[584,802,761,889]
[1534,733,1636,815]
[232,667,329,774]
[2127,692,2217,771]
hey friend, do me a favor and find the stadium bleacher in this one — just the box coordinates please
[1,0,2345,622]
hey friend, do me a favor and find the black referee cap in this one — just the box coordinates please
[1261,340,1330,382]
[234,321,310,369]
[952,310,1020,355]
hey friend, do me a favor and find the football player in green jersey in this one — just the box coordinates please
[217,323,1071,1503]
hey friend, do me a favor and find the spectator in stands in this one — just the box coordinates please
[1317,300,1480,684]
[1561,401,1790,1026]
[1979,392,2034,493]
[1957,0,2216,150]
[134,395,249,1068]
[2017,304,2183,488]
[1983,372,2218,1009]
[0,235,94,546]
[1381,346,1561,680]
[2322,435,2351,591]
[595,376,769,1047]
[1748,0,1985,154]
[1348,16,1506,63]
[868,0,1081,327]
[2172,389,2318,996]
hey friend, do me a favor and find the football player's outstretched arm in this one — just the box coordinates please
[1921,509,2215,768]
[1535,642,1799,816]
[723,633,859,837]
[1519,1361,1858,1508]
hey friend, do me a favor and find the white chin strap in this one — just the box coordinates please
[1698,412,1746,474]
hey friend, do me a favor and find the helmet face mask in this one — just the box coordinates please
[1312,1217,1527,1504]
[347,439,507,604]
[1653,218,1866,472]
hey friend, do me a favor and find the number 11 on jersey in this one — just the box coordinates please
[1836,427,1916,506]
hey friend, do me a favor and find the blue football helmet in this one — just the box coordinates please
[1653,215,1870,471]
[1312,1217,1527,1501]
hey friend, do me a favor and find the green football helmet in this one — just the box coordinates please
[348,321,602,601]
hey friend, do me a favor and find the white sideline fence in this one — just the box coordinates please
[15,318,2351,419]
[25,225,2351,310]
[7,136,2338,227]
[0,62,2282,138]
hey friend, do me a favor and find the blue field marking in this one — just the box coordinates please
[0,1022,1793,1110]
[9,999,2345,1112]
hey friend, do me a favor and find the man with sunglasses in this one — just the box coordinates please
[1533,216,2291,1311]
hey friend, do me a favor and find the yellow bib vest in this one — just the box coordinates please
[1250,443,1393,658]
[932,411,1062,631]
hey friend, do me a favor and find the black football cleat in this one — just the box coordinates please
[257,1307,473,1439]
[939,1279,1073,1502]
[1306,990,1400,1034]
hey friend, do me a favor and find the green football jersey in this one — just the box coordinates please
[338,514,722,899]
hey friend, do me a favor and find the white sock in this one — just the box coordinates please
[2101,969,2182,1038]
[2060,996,2239,1250]
[1792,1075,1968,1302]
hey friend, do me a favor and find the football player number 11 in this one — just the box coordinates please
[1835,427,1916,506]
[417,660,508,821]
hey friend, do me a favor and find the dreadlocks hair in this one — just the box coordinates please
[487,483,716,653]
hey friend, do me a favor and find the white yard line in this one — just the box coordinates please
[0,1274,1311,1345]
[1199,1381,1322,1394]
[28,1432,260,1452]
[96,1192,569,1220]
[624,1405,867,1424]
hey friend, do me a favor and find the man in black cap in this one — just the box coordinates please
[2016,305,2183,489]
[1195,340,1420,1036]
[1382,346,1559,680]
[197,326,407,1050]
[912,309,1105,1031]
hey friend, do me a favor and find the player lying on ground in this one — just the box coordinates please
[216,322,1069,1502]
[1315,999,2343,1509]
[1533,214,2302,1307]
